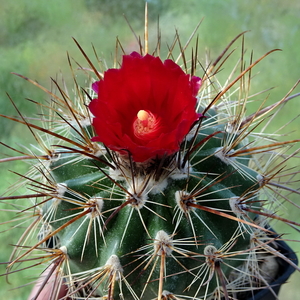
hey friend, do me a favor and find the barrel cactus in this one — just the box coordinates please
[1,18,299,300]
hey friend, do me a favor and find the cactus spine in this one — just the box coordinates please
[1,20,299,300]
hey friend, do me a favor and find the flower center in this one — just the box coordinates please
[133,110,158,139]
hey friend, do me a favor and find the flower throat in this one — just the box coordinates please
[133,110,158,139]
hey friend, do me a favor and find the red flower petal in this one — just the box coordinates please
[89,52,201,162]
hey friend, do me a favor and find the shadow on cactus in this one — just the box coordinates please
[1,12,300,300]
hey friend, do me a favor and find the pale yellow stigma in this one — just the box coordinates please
[137,110,149,121]
[133,110,158,139]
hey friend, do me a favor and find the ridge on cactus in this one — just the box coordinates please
[1,9,300,300]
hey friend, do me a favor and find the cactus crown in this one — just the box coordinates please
[1,13,299,300]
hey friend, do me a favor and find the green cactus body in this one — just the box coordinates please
[39,105,262,299]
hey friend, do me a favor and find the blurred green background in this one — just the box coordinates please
[0,0,299,299]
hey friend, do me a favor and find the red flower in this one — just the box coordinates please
[89,52,201,163]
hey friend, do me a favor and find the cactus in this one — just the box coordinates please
[1,15,300,300]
